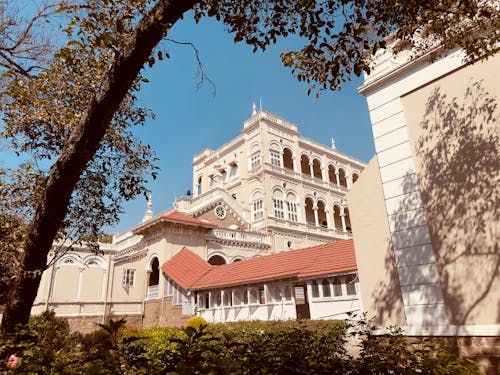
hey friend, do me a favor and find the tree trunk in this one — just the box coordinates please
[1,0,198,335]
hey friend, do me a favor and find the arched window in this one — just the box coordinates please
[322,280,331,297]
[270,144,281,167]
[147,257,160,299]
[344,208,352,232]
[301,155,311,175]
[283,148,294,170]
[148,258,159,287]
[333,205,343,230]
[328,165,337,184]
[208,254,227,266]
[304,197,315,225]
[338,168,348,187]
[312,158,322,179]
[272,189,285,219]
[352,173,359,184]
[317,200,327,228]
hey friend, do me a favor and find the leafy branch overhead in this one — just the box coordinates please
[0,0,498,334]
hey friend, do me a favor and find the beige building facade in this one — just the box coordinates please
[351,47,499,372]
[30,109,366,331]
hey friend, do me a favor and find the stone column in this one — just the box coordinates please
[325,209,332,229]
[309,161,314,177]
[313,204,319,227]
[292,156,298,172]
[340,213,347,232]
[335,171,340,186]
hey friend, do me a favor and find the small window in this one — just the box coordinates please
[211,291,222,307]
[270,150,281,167]
[333,277,342,296]
[252,199,264,221]
[284,286,292,300]
[230,163,238,178]
[198,293,209,309]
[223,290,231,306]
[273,198,284,219]
[250,151,261,169]
[346,275,357,296]
[249,289,258,304]
[322,280,331,297]
[258,287,265,304]
[122,269,135,287]
[311,281,319,298]
[287,202,298,222]
[164,276,174,297]
[243,289,249,304]
[233,290,241,306]
[274,288,282,302]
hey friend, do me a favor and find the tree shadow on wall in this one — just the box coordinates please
[370,171,432,327]
[412,80,499,325]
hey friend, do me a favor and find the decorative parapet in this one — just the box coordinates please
[114,240,147,263]
[207,228,271,249]
[244,110,299,132]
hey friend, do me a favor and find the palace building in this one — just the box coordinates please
[30,108,366,332]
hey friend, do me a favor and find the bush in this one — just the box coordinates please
[0,314,480,374]
[0,311,81,374]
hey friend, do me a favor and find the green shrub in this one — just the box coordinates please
[0,314,480,374]
[0,311,81,374]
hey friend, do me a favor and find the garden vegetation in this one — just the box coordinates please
[0,312,479,374]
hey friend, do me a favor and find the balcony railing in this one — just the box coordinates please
[147,285,159,299]
[208,228,271,247]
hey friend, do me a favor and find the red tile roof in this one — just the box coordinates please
[160,248,213,290]
[161,240,357,291]
[161,210,217,227]
[133,209,216,234]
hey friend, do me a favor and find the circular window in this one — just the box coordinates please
[214,205,226,219]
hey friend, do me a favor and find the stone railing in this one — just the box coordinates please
[208,228,271,248]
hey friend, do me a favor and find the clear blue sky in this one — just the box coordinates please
[114,14,375,233]
[0,12,376,234]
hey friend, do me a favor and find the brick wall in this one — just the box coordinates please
[64,314,143,334]
[431,336,499,375]
[161,297,190,327]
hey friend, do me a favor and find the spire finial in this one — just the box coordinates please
[252,102,257,116]
[330,137,336,150]
[142,192,153,222]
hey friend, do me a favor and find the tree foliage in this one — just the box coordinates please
[0,0,498,333]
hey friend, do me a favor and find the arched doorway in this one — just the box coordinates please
[283,148,294,170]
[305,197,315,225]
[301,155,311,176]
[317,200,327,227]
[147,257,160,299]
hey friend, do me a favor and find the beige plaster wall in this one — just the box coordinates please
[402,54,500,325]
[347,156,406,326]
